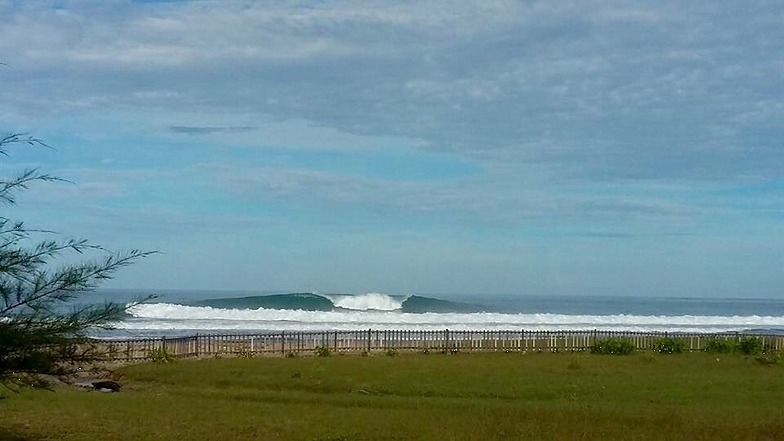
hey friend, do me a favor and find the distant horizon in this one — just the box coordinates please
[91,287,783,301]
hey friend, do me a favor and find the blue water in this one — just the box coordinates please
[81,289,784,339]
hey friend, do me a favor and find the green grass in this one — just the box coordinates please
[3,352,784,440]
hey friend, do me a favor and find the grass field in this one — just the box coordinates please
[2,351,784,440]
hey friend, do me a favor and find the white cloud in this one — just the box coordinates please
[197,163,699,229]
[2,0,783,218]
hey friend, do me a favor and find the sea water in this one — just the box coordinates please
[84,290,784,339]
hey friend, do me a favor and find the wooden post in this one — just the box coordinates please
[281,331,285,356]
[520,329,524,352]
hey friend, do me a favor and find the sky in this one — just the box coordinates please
[1,0,783,298]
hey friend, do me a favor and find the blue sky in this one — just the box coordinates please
[1,0,783,297]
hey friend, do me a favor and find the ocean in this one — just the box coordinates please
[85,290,784,339]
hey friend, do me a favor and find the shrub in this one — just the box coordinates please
[738,337,764,355]
[315,346,331,357]
[653,338,685,354]
[704,339,737,354]
[754,354,781,366]
[590,338,635,355]
[150,347,175,364]
[384,348,398,357]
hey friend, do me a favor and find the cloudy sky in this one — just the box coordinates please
[1,0,783,297]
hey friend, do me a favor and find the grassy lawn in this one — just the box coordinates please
[2,351,784,440]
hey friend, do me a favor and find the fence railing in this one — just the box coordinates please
[98,330,784,362]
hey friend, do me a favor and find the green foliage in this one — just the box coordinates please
[150,347,175,364]
[236,348,254,358]
[383,348,398,357]
[315,346,331,357]
[590,338,636,355]
[738,337,764,355]
[653,337,685,354]
[754,353,782,366]
[704,337,773,356]
[704,339,737,354]
[0,133,153,388]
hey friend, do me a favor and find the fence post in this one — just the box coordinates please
[281,331,285,356]
[445,329,450,352]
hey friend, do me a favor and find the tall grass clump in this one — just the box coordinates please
[704,339,737,354]
[704,337,775,356]
[653,337,685,354]
[738,337,764,355]
[590,338,635,355]
[315,346,332,357]
[150,347,175,364]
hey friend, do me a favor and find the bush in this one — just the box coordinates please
[315,346,331,357]
[738,337,764,355]
[653,338,685,354]
[590,338,635,355]
[384,348,398,357]
[150,347,175,364]
[754,354,782,366]
[704,339,737,354]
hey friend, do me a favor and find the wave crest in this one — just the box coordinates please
[327,292,404,311]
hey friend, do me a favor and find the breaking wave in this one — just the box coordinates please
[327,292,404,311]
[192,292,481,313]
[119,302,784,334]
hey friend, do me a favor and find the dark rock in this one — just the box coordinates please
[92,380,121,392]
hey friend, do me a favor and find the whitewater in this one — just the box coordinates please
[98,291,784,338]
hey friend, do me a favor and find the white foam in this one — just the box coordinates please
[120,302,784,333]
[326,292,404,311]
